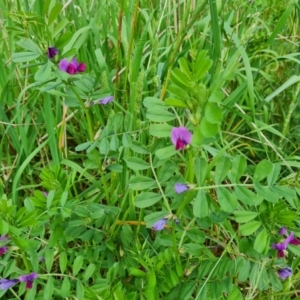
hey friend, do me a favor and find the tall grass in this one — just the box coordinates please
[0,0,300,299]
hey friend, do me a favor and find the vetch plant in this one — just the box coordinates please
[59,57,86,74]
[277,267,292,280]
[152,218,168,231]
[0,273,38,290]
[0,246,7,256]
[171,126,192,150]
[90,96,114,105]
[19,273,38,289]
[47,47,58,59]
[272,229,300,258]
[174,183,190,194]
[0,279,19,290]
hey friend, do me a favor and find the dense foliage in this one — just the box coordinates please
[1,0,300,299]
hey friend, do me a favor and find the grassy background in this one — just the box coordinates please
[1,0,300,299]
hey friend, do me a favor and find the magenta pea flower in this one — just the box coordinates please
[0,279,19,290]
[152,218,167,231]
[171,126,192,150]
[47,47,58,59]
[91,96,114,106]
[174,183,190,194]
[0,246,7,256]
[19,273,38,289]
[273,231,300,258]
[59,57,86,75]
[278,267,292,280]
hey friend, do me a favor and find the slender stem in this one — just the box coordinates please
[68,85,93,141]
[115,0,124,88]
[194,183,254,191]
[149,154,172,213]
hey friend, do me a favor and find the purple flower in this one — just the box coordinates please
[174,183,190,194]
[47,47,58,59]
[59,57,86,75]
[91,96,114,106]
[171,126,192,150]
[279,227,287,236]
[285,232,300,245]
[0,235,8,241]
[0,247,7,256]
[19,273,38,289]
[272,231,300,258]
[273,242,286,258]
[278,267,292,280]
[152,218,167,231]
[42,191,48,197]
[0,279,19,290]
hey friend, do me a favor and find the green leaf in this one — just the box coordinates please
[178,57,192,79]
[193,191,208,218]
[233,211,258,223]
[227,286,243,300]
[254,228,270,253]
[253,160,273,182]
[16,38,42,53]
[59,252,68,273]
[110,135,119,151]
[122,133,132,147]
[0,220,9,235]
[158,161,176,183]
[149,123,172,137]
[192,123,204,146]
[155,146,177,160]
[34,61,52,82]
[53,18,70,38]
[267,164,281,185]
[254,183,280,202]
[73,256,83,276]
[84,264,96,281]
[48,3,63,25]
[129,176,156,190]
[194,50,212,81]
[268,268,282,291]
[129,268,147,277]
[75,141,93,151]
[134,192,162,208]
[76,280,85,299]
[200,117,219,137]
[45,249,54,273]
[238,260,250,282]
[171,68,191,88]
[194,158,207,185]
[239,221,262,236]
[214,156,231,184]
[205,103,222,124]
[165,98,188,108]
[61,277,71,298]
[143,97,166,109]
[217,187,237,213]
[125,157,150,171]
[130,141,149,154]
[63,25,91,53]
[146,108,176,122]
[44,276,54,300]
[12,52,40,62]
[46,190,55,209]
[229,155,247,183]
[234,185,262,206]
